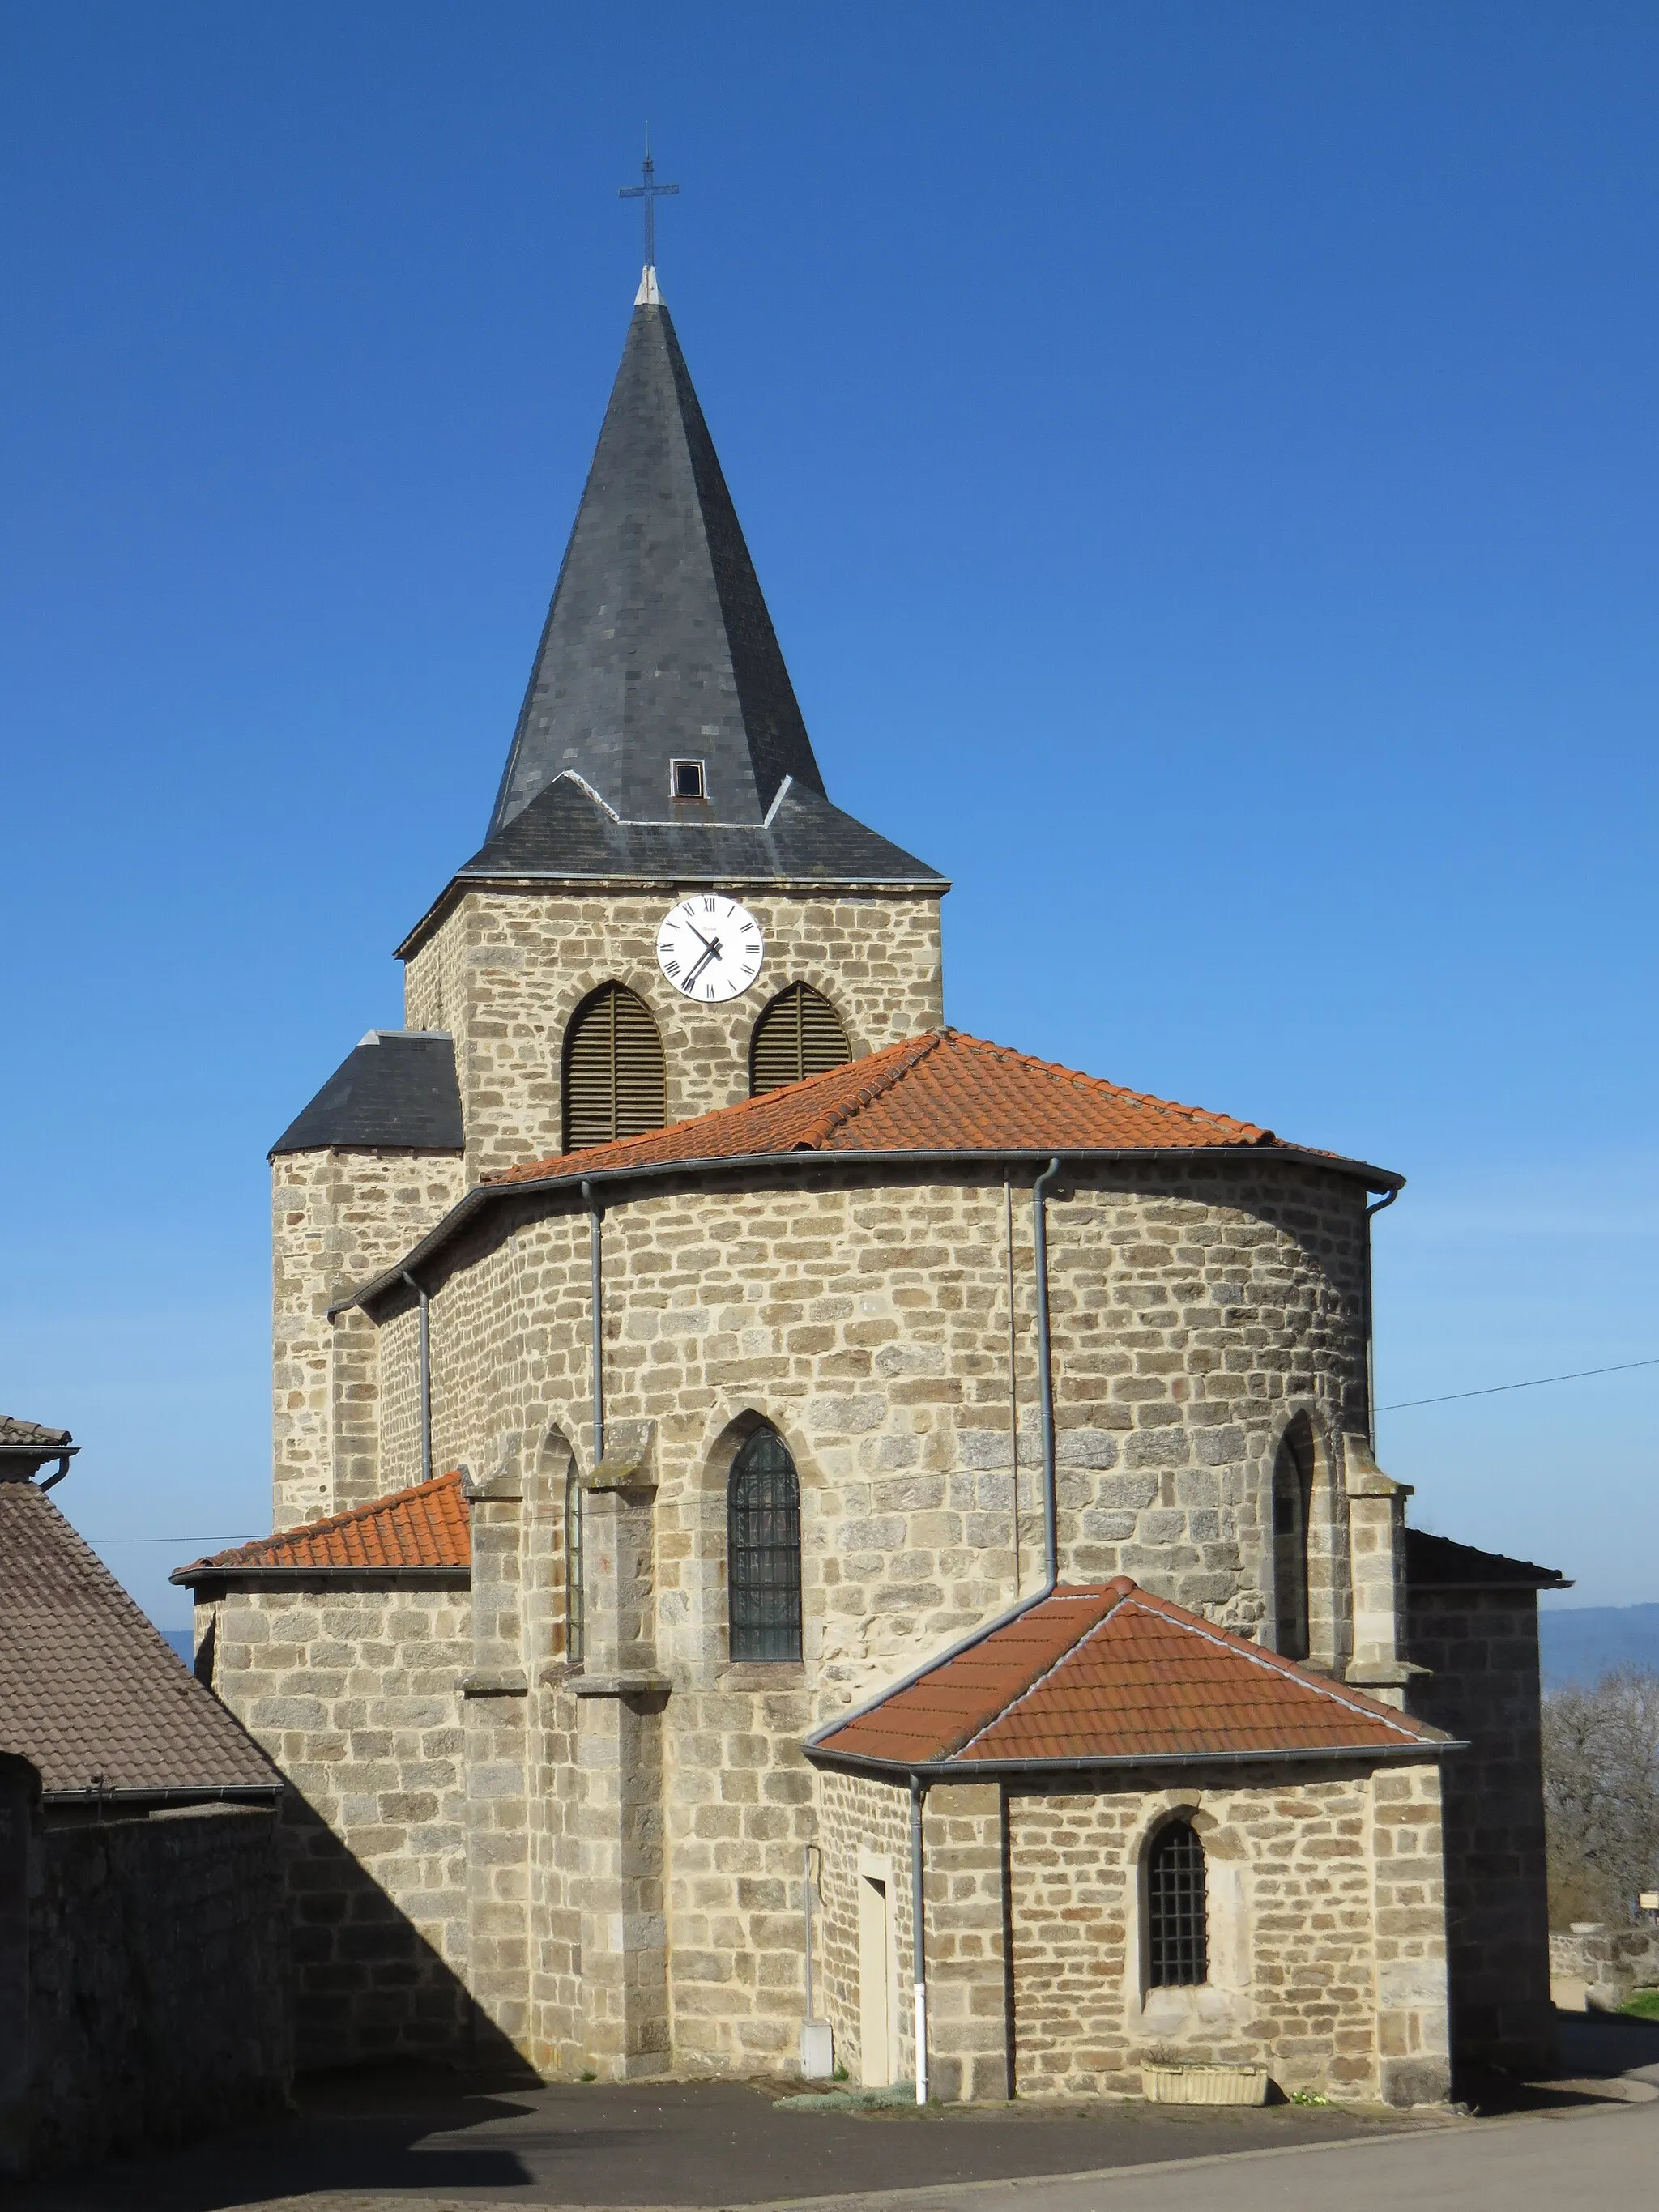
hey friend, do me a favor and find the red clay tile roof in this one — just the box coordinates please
[174,1470,470,1580]
[0,1481,280,1797]
[808,1579,1446,1771]
[488,1029,1383,1189]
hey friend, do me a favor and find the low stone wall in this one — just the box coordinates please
[20,1801,291,2176]
[1549,1925,1659,2012]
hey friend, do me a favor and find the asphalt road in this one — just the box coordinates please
[10,2012,1657,2212]
[2,2077,1435,2211]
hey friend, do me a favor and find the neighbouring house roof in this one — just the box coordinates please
[0,1414,76,1471]
[271,1029,465,1159]
[0,1481,281,1800]
[1405,1528,1570,1592]
[806,1579,1452,1777]
[173,1470,470,1587]
[489,1029,1397,1190]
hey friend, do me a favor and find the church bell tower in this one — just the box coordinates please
[395,266,948,1184]
[267,255,946,1524]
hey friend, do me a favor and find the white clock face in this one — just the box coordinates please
[655,894,765,1003]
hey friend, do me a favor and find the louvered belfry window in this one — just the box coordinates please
[1147,1819,1208,1987]
[749,983,852,1097]
[562,984,667,1152]
[728,1426,803,1662]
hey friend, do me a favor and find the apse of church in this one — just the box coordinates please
[192,256,1564,2108]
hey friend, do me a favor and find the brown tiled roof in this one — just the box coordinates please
[0,1482,280,1798]
[174,1470,470,1581]
[808,1579,1447,1772]
[0,1414,72,1451]
[489,1029,1391,1189]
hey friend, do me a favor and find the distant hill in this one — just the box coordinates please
[1540,1605,1659,1690]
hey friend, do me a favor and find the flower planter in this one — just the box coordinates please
[1141,2061,1270,2106]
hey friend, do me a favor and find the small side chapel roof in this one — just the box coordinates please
[271,1030,464,1159]
[807,1579,1452,1776]
[1405,1528,1570,1592]
[173,1470,470,1586]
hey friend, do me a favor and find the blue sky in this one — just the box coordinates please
[2,2,1654,1626]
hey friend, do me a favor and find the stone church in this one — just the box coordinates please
[178,262,1566,2108]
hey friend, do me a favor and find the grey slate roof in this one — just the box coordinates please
[0,1479,281,1798]
[1405,1528,1569,1592]
[454,769,943,889]
[271,1030,464,1158]
[491,296,825,835]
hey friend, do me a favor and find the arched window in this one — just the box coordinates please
[1146,1819,1208,1987]
[727,1426,803,1662]
[562,984,667,1152]
[565,1461,585,1666]
[1271,1415,1316,1661]
[749,983,852,1097]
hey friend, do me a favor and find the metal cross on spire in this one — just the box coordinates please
[619,132,679,271]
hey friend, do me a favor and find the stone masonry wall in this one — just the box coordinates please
[402,888,945,1185]
[1004,1764,1449,2107]
[1406,1583,1554,2075]
[203,1581,476,2069]
[23,1805,290,2176]
[272,1149,464,1529]
[357,1153,1378,2078]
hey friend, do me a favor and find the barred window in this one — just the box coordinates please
[1146,1819,1207,1987]
[749,984,852,1097]
[728,1426,803,1662]
[1272,1415,1315,1662]
[562,983,667,1152]
[565,1462,585,1666]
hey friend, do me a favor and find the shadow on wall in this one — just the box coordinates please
[281,1792,534,2080]
[3,1771,292,2180]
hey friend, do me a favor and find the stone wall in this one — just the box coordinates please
[202,1579,480,2069]
[348,1154,1382,2078]
[1548,1924,1659,2012]
[810,1761,1451,2109]
[402,887,945,1185]
[271,1149,465,1529]
[1406,1583,1555,2073]
[14,1796,290,2176]
[1005,1764,1449,2108]
[401,1157,1372,1676]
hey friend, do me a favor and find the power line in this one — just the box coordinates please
[1378,1356,1659,1413]
[87,1535,254,1546]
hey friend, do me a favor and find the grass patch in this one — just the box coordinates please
[1621,1990,1659,2021]
[775,2082,918,2112]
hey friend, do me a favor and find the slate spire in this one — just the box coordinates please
[488,285,827,837]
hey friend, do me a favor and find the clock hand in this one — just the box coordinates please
[682,940,723,988]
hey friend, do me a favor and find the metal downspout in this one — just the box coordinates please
[402,1272,432,1488]
[1004,1178,1019,1594]
[1363,1189,1398,1450]
[582,1180,604,1460]
[1031,1157,1064,1591]
[910,1775,927,2104]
